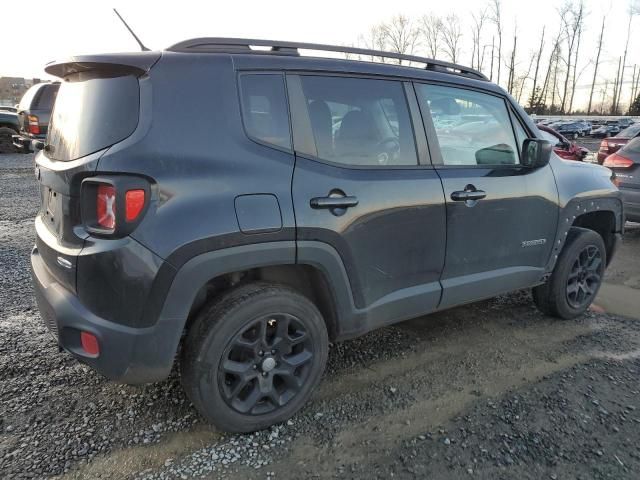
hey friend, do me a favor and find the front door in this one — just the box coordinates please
[414,82,559,308]
[288,74,446,326]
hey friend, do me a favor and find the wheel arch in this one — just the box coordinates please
[546,197,623,273]
[158,242,353,352]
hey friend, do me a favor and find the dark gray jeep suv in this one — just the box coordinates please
[31,38,623,433]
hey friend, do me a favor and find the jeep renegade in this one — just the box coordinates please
[31,38,623,433]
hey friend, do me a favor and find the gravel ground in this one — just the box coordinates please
[1,151,639,480]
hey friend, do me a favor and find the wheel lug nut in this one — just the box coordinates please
[271,349,276,355]
[253,364,257,370]
[258,350,264,356]
[262,372,268,377]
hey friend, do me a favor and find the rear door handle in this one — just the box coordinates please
[450,190,486,202]
[310,196,359,209]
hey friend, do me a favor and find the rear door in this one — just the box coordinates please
[288,74,446,321]
[414,82,559,308]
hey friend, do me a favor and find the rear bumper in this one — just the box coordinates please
[31,245,181,384]
[12,133,43,152]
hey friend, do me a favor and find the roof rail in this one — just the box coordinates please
[167,38,488,81]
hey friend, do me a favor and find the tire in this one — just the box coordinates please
[533,228,606,319]
[0,127,17,154]
[180,282,329,433]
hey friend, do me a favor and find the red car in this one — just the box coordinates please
[597,122,640,164]
[538,124,589,161]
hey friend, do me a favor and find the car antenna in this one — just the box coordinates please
[113,8,150,52]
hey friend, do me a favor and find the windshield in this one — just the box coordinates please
[46,73,139,161]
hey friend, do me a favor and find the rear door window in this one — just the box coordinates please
[415,83,520,166]
[238,74,291,150]
[297,75,417,167]
[46,73,139,161]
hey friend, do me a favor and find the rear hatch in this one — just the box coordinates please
[34,53,159,292]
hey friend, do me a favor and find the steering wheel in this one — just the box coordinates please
[374,137,401,165]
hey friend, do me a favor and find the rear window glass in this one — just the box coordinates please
[621,137,640,155]
[239,74,291,150]
[46,74,139,161]
[35,85,59,110]
[616,123,640,138]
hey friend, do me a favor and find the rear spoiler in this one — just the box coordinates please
[45,52,161,78]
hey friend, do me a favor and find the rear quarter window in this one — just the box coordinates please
[238,74,291,150]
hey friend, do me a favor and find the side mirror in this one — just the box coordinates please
[522,138,552,168]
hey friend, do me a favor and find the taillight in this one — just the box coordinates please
[97,185,116,229]
[125,189,145,222]
[603,153,634,168]
[27,115,40,135]
[82,178,149,236]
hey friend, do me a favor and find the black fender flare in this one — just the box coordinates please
[544,196,624,274]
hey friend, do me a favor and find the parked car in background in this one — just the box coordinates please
[591,122,621,139]
[576,120,591,135]
[538,124,588,161]
[0,109,20,153]
[554,121,584,139]
[597,122,640,164]
[0,105,18,113]
[617,118,634,128]
[12,81,60,153]
[604,137,640,222]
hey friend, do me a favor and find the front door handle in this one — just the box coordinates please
[450,190,487,201]
[310,195,359,209]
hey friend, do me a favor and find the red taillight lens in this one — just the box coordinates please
[125,189,145,222]
[97,185,116,229]
[603,153,634,168]
[27,115,40,135]
[80,331,100,356]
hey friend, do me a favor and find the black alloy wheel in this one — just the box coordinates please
[565,245,603,309]
[219,313,314,415]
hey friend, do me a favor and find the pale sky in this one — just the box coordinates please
[1,0,638,110]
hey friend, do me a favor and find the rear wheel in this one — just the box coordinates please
[180,283,328,433]
[533,228,606,319]
[0,127,17,153]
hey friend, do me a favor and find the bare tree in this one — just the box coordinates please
[471,7,489,71]
[490,0,504,85]
[587,17,605,114]
[558,0,585,114]
[380,15,419,64]
[612,56,623,114]
[614,3,640,111]
[516,53,536,103]
[528,27,546,110]
[419,14,443,58]
[506,25,518,94]
[568,19,584,113]
[490,36,496,81]
[358,25,388,62]
[440,14,463,63]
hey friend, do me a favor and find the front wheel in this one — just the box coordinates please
[180,283,328,433]
[533,228,606,319]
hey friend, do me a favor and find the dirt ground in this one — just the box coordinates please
[1,151,639,480]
